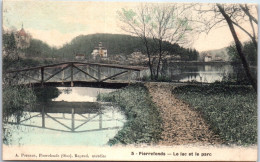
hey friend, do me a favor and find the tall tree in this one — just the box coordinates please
[118,3,193,80]
[195,3,258,91]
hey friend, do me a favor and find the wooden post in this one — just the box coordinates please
[41,67,44,86]
[71,108,75,131]
[86,65,89,80]
[112,110,114,119]
[137,71,140,81]
[99,113,102,129]
[42,106,45,128]
[98,66,101,82]
[16,114,20,124]
[128,70,131,83]
[62,69,65,85]
[71,63,74,87]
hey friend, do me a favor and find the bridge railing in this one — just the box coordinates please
[5,61,148,87]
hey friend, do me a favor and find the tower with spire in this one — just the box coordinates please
[15,23,31,49]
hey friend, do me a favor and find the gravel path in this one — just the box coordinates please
[145,82,223,145]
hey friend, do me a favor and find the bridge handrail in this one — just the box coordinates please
[5,61,148,73]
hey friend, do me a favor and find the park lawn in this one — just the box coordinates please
[172,84,257,145]
[97,84,162,145]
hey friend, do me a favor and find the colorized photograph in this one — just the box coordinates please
[2,0,258,161]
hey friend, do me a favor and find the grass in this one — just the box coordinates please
[172,84,257,145]
[141,74,172,82]
[97,84,162,145]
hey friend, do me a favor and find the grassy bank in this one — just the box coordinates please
[97,84,162,145]
[172,84,257,145]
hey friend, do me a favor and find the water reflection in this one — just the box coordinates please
[53,87,114,102]
[162,63,255,83]
[5,87,125,146]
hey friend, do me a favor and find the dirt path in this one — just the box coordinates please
[145,82,223,145]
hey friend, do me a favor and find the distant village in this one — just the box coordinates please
[75,41,227,65]
[4,26,228,64]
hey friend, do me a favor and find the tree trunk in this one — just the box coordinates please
[143,37,154,80]
[217,4,257,92]
[156,40,163,80]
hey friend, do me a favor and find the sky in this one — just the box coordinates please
[2,0,258,52]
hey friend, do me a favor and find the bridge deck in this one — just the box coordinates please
[24,80,136,88]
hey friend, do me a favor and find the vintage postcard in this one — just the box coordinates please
[2,0,258,161]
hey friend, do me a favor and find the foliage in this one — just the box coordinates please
[21,39,57,58]
[33,87,61,103]
[3,32,17,52]
[2,85,36,122]
[54,33,198,61]
[141,74,172,82]
[97,84,163,145]
[173,84,257,145]
[227,41,257,65]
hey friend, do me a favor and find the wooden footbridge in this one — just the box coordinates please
[6,61,148,88]
[5,62,146,133]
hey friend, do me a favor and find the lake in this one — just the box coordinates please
[4,87,126,146]
[160,63,257,83]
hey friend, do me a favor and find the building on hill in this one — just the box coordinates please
[214,56,223,61]
[204,54,212,62]
[91,42,108,59]
[15,25,31,49]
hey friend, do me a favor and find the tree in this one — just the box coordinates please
[195,3,257,91]
[118,3,193,80]
[228,41,257,66]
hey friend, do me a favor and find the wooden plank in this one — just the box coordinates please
[98,66,101,81]
[26,101,100,114]
[100,70,128,82]
[18,80,132,88]
[71,64,74,87]
[74,113,100,130]
[45,113,71,130]
[7,122,121,133]
[6,61,147,73]
[73,65,99,81]
[74,62,147,71]
[19,72,41,82]
[7,122,73,133]
[99,113,102,129]
[44,65,70,82]
[42,106,45,128]
[19,113,41,123]
[64,69,81,80]
[71,108,75,131]
[45,71,63,81]
[6,62,71,73]
[88,65,108,78]
[41,67,44,86]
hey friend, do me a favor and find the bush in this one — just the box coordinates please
[2,85,36,144]
[3,85,36,121]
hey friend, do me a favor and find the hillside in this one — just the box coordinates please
[54,33,199,61]
[55,34,144,59]
[17,33,199,61]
